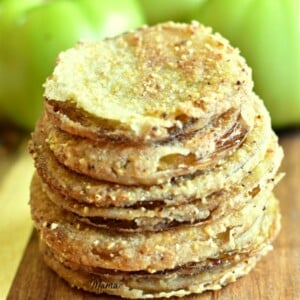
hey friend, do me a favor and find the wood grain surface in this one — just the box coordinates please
[7,131,300,300]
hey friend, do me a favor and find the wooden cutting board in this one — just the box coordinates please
[7,131,300,300]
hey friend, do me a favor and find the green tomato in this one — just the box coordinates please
[0,0,145,130]
[193,0,300,128]
[139,0,207,24]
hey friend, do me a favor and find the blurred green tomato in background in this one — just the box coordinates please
[193,0,300,128]
[1,0,299,130]
[0,0,145,130]
[140,0,206,24]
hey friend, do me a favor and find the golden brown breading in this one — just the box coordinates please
[29,96,274,207]
[40,240,275,299]
[37,136,283,232]
[44,22,253,142]
[30,174,279,273]
[45,109,249,185]
[28,21,284,299]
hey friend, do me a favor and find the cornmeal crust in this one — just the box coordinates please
[29,96,274,208]
[28,21,284,299]
[45,109,249,185]
[44,21,253,142]
[37,137,283,232]
[30,175,279,272]
[40,241,275,299]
